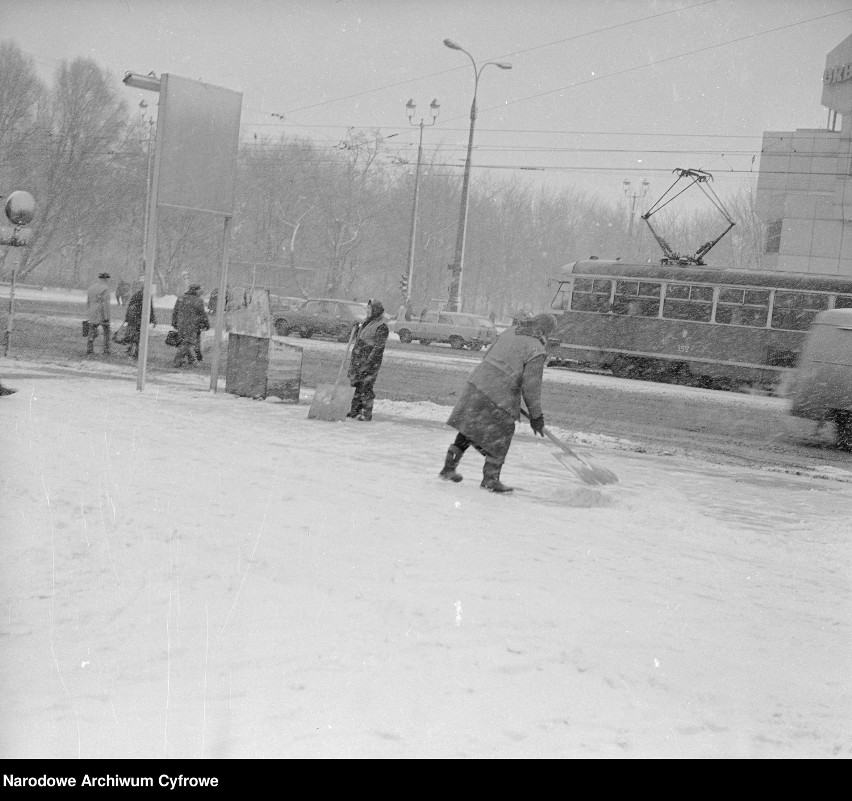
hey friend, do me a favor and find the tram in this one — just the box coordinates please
[547,258,852,393]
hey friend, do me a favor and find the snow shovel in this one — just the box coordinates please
[521,409,618,486]
[307,325,357,421]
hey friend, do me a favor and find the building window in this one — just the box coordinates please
[764,219,782,254]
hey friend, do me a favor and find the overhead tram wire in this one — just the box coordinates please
[467,8,852,124]
[254,0,721,119]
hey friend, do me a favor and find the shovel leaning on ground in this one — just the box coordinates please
[521,409,618,486]
[307,326,357,421]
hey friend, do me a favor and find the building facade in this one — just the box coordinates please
[755,34,852,276]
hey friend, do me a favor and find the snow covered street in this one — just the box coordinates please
[1,360,849,758]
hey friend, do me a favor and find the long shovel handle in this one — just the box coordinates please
[519,407,571,452]
[520,407,619,485]
[334,324,358,387]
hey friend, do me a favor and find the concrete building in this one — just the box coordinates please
[755,34,852,276]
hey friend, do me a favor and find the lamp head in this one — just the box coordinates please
[495,62,512,70]
[429,98,440,119]
[443,39,462,50]
[406,98,416,119]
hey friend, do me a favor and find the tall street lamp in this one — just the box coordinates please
[443,39,511,312]
[139,100,155,279]
[403,97,440,307]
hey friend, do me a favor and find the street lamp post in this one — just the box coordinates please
[403,97,440,306]
[622,178,650,240]
[443,39,511,312]
[139,101,155,279]
[123,71,162,391]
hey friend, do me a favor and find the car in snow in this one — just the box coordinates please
[787,307,852,450]
[269,294,307,313]
[271,297,369,341]
[390,310,498,350]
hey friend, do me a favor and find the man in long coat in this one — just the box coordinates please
[123,279,156,358]
[86,272,112,355]
[346,299,389,421]
[440,312,557,493]
[171,284,209,367]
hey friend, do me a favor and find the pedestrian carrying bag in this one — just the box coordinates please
[165,329,180,347]
[112,323,129,344]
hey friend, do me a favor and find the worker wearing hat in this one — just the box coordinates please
[171,284,210,368]
[86,272,112,355]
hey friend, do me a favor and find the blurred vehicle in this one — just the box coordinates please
[272,298,369,341]
[787,307,852,450]
[390,310,498,350]
[548,258,852,391]
[269,294,307,313]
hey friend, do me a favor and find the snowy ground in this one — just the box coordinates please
[1,354,850,759]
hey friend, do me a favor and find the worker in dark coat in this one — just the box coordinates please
[171,284,209,367]
[440,312,557,493]
[346,298,389,421]
[86,272,112,355]
[123,279,156,358]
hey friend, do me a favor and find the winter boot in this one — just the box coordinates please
[439,445,464,482]
[480,459,513,493]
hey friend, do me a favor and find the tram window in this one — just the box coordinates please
[666,283,690,300]
[744,290,770,305]
[719,288,744,304]
[716,305,768,327]
[570,278,612,313]
[716,287,769,327]
[612,280,661,316]
[662,283,712,322]
[690,286,714,303]
[774,291,829,310]
[663,299,713,322]
[771,291,829,330]
[834,294,852,309]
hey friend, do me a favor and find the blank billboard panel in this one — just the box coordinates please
[157,74,242,215]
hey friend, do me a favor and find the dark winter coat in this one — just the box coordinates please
[172,290,210,342]
[348,301,389,386]
[447,320,551,461]
[86,279,111,324]
[124,289,156,343]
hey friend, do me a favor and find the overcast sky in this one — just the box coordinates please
[3,0,851,209]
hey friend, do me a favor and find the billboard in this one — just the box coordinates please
[156,74,242,215]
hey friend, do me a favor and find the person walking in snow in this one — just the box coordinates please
[123,279,156,358]
[346,298,389,422]
[171,284,209,368]
[86,272,112,356]
[439,312,557,493]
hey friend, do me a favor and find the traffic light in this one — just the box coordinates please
[400,273,409,293]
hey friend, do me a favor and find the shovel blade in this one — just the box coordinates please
[552,452,619,486]
[308,383,355,421]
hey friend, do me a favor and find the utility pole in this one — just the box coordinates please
[623,178,650,241]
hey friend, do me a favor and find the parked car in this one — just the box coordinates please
[272,298,369,341]
[269,294,307,313]
[391,310,498,350]
[787,307,852,450]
